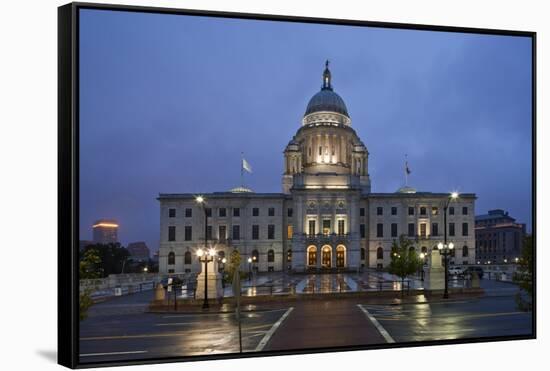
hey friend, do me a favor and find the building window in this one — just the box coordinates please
[205,208,212,217]
[408,223,415,237]
[462,206,468,215]
[219,208,226,217]
[287,208,293,217]
[323,219,331,235]
[184,226,191,241]
[360,208,365,217]
[252,225,259,240]
[420,207,427,215]
[376,223,383,238]
[319,146,322,155]
[268,207,275,217]
[420,223,427,237]
[169,208,176,218]
[206,225,213,240]
[287,225,293,239]
[184,251,191,265]
[268,224,275,239]
[268,249,274,262]
[233,208,240,217]
[219,225,226,241]
[168,269,174,274]
[377,247,383,260]
[391,207,397,215]
[252,249,259,262]
[360,224,366,238]
[168,226,176,241]
[462,222,468,236]
[232,225,240,240]
[338,220,345,235]
[377,207,383,215]
[449,207,455,215]
[432,223,439,236]
[421,246,427,253]
[308,220,316,236]
[463,246,469,257]
[252,207,259,217]
[168,252,175,265]
[449,223,455,237]
[361,248,366,260]
[391,223,397,237]
[185,208,192,217]
[408,207,414,215]
[432,207,439,216]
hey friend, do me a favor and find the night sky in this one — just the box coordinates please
[79,9,533,253]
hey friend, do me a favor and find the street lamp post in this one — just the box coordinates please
[196,247,216,309]
[247,257,252,281]
[419,252,425,281]
[441,192,459,299]
[196,196,215,309]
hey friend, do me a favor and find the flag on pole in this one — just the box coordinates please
[405,161,411,175]
[242,157,253,173]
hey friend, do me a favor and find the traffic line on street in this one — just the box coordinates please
[80,350,148,357]
[357,304,395,343]
[254,307,294,352]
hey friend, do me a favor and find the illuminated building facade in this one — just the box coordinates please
[158,63,476,274]
[92,219,119,244]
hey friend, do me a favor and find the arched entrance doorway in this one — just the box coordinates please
[307,245,317,267]
[336,245,346,268]
[321,245,332,268]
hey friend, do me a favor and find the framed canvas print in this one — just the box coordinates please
[58,2,536,368]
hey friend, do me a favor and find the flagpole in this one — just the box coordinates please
[405,154,408,186]
[241,152,244,188]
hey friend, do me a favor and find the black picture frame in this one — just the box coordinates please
[58,2,536,368]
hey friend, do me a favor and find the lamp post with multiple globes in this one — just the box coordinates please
[440,191,459,299]
[196,247,216,309]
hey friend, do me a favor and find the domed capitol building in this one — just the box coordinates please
[158,62,476,274]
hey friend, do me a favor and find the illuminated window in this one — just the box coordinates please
[308,220,316,236]
[338,220,345,235]
[287,225,293,239]
[323,220,331,235]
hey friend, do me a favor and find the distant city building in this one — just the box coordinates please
[92,219,119,244]
[157,63,477,275]
[79,240,94,251]
[152,250,159,263]
[475,209,526,264]
[127,241,150,262]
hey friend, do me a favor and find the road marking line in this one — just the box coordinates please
[80,350,148,357]
[254,307,294,352]
[366,311,527,322]
[357,304,395,343]
[162,308,288,319]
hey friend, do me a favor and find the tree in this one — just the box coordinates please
[79,248,101,279]
[226,249,242,283]
[82,243,130,277]
[513,235,533,311]
[388,235,423,295]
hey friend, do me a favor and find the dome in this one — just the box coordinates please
[396,186,417,194]
[304,60,349,118]
[305,89,349,117]
[229,186,254,193]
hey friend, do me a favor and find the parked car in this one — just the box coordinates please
[448,266,464,276]
[463,266,484,279]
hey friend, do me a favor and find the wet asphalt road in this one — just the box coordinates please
[359,295,533,343]
[79,283,533,364]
